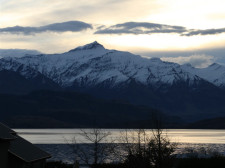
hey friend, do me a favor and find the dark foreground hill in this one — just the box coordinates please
[187,117,225,129]
[0,90,183,128]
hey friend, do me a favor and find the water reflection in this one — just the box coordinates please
[13,129,225,144]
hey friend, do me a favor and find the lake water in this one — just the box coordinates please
[12,129,225,163]
[13,129,225,144]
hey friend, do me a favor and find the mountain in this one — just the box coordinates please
[182,63,225,88]
[0,69,60,94]
[1,41,225,122]
[0,58,60,94]
[0,41,203,88]
[0,49,41,58]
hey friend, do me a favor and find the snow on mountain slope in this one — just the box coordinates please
[0,49,41,58]
[0,41,203,88]
[182,63,225,88]
[0,58,40,79]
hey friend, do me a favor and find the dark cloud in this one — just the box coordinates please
[2,20,225,37]
[95,21,225,36]
[0,21,92,35]
[183,28,225,36]
[95,22,187,35]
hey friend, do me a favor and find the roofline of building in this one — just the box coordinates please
[0,123,16,132]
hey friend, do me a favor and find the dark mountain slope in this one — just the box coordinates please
[0,90,181,128]
[0,70,60,94]
[68,78,225,122]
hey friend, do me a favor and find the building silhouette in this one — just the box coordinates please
[0,123,51,168]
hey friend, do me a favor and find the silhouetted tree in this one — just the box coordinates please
[147,114,176,168]
[67,128,117,168]
[120,114,176,168]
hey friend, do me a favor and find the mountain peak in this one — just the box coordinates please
[69,41,104,52]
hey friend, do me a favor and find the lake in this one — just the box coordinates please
[14,129,225,144]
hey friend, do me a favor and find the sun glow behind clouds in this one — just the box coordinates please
[144,0,225,29]
[101,33,225,52]
[1,0,225,61]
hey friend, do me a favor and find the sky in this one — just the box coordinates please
[1,0,225,67]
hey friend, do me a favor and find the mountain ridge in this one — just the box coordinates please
[0,41,207,88]
[2,41,225,89]
[1,42,225,122]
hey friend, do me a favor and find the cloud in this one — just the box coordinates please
[2,19,225,37]
[95,21,225,36]
[95,22,187,35]
[161,54,215,68]
[183,28,225,36]
[0,21,92,35]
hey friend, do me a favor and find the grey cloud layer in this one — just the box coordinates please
[95,22,187,35]
[1,20,225,36]
[95,22,225,36]
[184,28,225,36]
[0,21,92,35]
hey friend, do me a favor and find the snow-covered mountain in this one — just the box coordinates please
[1,41,225,121]
[0,41,204,89]
[182,63,225,88]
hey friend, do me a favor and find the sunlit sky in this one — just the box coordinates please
[1,0,225,67]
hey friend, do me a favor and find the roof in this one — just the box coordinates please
[0,122,51,162]
[0,123,16,140]
[9,135,51,162]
